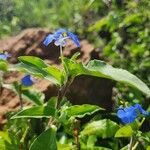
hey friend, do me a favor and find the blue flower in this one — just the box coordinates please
[0,53,11,60]
[43,28,80,47]
[21,75,34,86]
[117,104,149,124]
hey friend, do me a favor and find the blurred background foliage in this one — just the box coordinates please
[0,0,150,103]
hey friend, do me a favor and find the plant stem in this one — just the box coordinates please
[57,46,73,107]
[19,84,23,109]
[73,120,80,150]
[139,118,145,127]
[0,73,3,96]
[60,46,63,57]
[57,77,73,108]
[132,141,139,150]
[128,136,133,150]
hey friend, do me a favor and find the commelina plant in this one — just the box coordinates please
[0,29,150,150]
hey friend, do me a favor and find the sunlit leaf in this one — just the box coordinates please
[66,104,104,118]
[63,58,150,97]
[81,119,119,138]
[11,97,57,119]
[44,66,65,86]
[0,60,8,71]
[29,125,57,150]
[18,56,62,85]
[115,125,133,137]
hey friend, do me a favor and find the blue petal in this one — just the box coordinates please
[21,75,34,86]
[117,109,126,118]
[121,114,136,124]
[67,31,80,47]
[124,106,135,112]
[117,106,137,124]
[134,104,149,116]
[43,34,55,46]
[0,53,10,60]
[53,29,67,39]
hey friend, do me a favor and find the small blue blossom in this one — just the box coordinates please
[21,75,34,86]
[117,104,148,124]
[0,53,11,60]
[43,28,80,47]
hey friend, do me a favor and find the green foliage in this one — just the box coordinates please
[11,97,57,119]
[3,82,44,105]
[63,57,150,97]
[88,0,150,101]
[29,126,57,150]
[66,104,104,118]
[0,60,8,71]
[0,1,150,149]
[115,125,133,138]
[81,119,119,138]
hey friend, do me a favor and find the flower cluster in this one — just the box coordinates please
[117,104,149,124]
[43,28,80,47]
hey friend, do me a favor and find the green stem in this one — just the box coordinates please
[139,117,145,127]
[60,46,63,57]
[132,141,139,150]
[128,136,133,150]
[19,84,23,109]
[0,74,3,95]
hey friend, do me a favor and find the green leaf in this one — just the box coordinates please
[30,126,57,150]
[81,119,119,138]
[92,147,112,150]
[17,56,62,85]
[63,58,150,97]
[66,104,104,118]
[147,146,150,150]
[115,125,134,138]
[3,83,44,105]
[44,66,64,85]
[11,97,57,119]
[18,56,48,68]
[0,60,8,71]
[57,143,75,150]
[88,17,108,32]
[70,52,81,61]
[22,89,44,105]
[86,60,150,97]
[87,135,97,149]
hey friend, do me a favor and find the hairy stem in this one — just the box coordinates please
[57,77,73,108]
[19,84,23,109]
[132,141,139,150]
[0,73,3,96]
[60,46,63,57]
[128,136,133,150]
